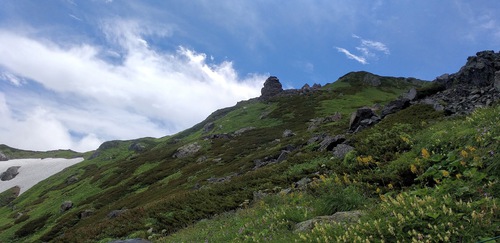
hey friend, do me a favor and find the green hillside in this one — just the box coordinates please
[0,62,499,242]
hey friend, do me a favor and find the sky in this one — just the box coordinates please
[0,1,499,152]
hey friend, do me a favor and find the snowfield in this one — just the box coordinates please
[0,158,84,195]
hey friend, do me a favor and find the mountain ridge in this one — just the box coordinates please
[0,51,498,242]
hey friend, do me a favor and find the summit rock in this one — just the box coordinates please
[260,76,283,99]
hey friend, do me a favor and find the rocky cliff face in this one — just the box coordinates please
[260,76,283,99]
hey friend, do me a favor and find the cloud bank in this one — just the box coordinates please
[0,20,266,152]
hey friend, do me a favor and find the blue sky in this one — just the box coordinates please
[0,0,499,151]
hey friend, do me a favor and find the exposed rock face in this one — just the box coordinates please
[349,108,380,132]
[381,98,411,118]
[129,142,145,152]
[1,166,20,181]
[455,50,500,87]
[172,142,201,158]
[60,201,73,212]
[318,135,346,152]
[0,152,8,161]
[260,76,283,99]
[294,210,363,232]
[202,122,215,133]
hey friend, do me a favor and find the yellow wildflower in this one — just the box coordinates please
[421,148,430,159]
[460,150,468,158]
[441,170,450,177]
[456,173,462,179]
[410,164,418,174]
[388,183,394,189]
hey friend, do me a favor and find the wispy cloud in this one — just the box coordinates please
[335,47,368,64]
[0,19,266,152]
[336,35,390,64]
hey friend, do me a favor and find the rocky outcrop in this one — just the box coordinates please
[318,135,346,152]
[79,209,94,219]
[60,201,73,212]
[495,71,500,92]
[202,122,215,133]
[454,50,500,87]
[1,166,20,181]
[0,151,8,161]
[172,142,201,158]
[363,73,381,86]
[108,209,128,219]
[294,210,363,232]
[332,144,354,159]
[349,107,380,133]
[260,76,283,99]
[381,98,411,118]
[129,142,145,152]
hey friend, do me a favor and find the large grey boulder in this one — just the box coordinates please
[318,135,346,152]
[381,98,411,118]
[332,144,354,159]
[260,76,283,99]
[454,50,500,87]
[172,142,201,158]
[0,152,8,161]
[60,201,73,212]
[1,166,20,181]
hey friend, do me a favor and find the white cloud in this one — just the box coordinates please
[0,71,24,86]
[336,47,368,65]
[0,20,266,152]
[336,35,389,64]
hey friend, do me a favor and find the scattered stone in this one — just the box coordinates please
[332,144,355,159]
[60,201,73,212]
[307,134,327,145]
[0,151,8,161]
[276,150,290,163]
[66,175,79,185]
[282,129,296,137]
[79,209,94,219]
[318,135,346,152]
[294,177,311,190]
[108,209,128,219]
[349,108,380,133]
[405,87,417,101]
[234,127,255,136]
[260,76,283,99]
[172,142,201,158]
[196,156,207,163]
[1,166,21,181]
[294,210,363,232]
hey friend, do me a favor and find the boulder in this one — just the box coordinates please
[60,201,73,212]
[332,144,354,159]
[172,142,201,158]
[454,50,500,87]
[66,175,79,185]
[233,127,255,136]
[349,108,380,132]
[276,150,290,163]
[318,135,346,152]
[282,129,296,137]
[260,76,283,99]
[79,209,94,219]
[381,98,411,118]
[1,166,20,181]
[405,87,417,101]
[294,210,363,232]
[108,209,127,219]
[0,152,8,161]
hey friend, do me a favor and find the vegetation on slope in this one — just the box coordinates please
[0,71,498,242]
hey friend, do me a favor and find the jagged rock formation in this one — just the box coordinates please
[172,142,201,158]
[260,76,283,99]
[349,107,380,132]
[1,166,20,181]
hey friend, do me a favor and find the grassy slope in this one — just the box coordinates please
[2,72,497,242]
[0,145,87,160]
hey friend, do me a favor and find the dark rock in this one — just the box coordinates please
[128,142,145,152]
[60,201,73,212]
[1,166,20,181]
[276,150,290,162]
[495,71,500,92]
[381,98,411,118]
[282,129,296,137]
[294,177,311,189]
[79,209,94,219]
[294,210,363,232]
[349,107,380,132]
[108,209,127,219]
[172,142,201,158]
[332,144,354,159]
[454,50,500,87]
[307,134,327,145]
[301,84,311,92]
[204,133,232,140]
[312,83,322,89]
[202,122,215,133]
[0,152,8,161]
[319,135,346,152]
[260,76,283,99]
[108,239,151,243]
